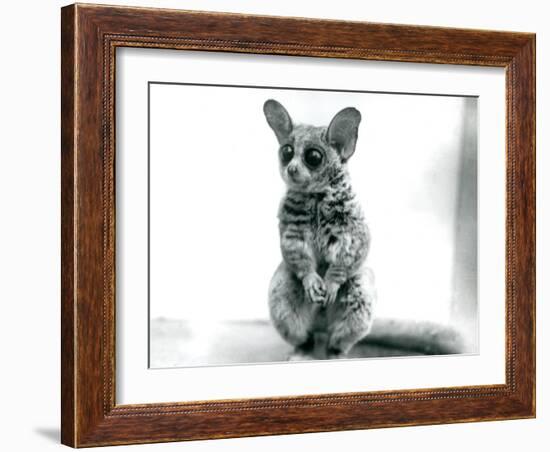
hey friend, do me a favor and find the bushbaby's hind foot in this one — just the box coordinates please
[288,351,315,361]
[326,346,348,360]
[287,336,315,361]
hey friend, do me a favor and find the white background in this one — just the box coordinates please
[0,0,546,451]
[147,83,473,323]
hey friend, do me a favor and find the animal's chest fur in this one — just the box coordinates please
[280,192,359,272]
[312,200,340,259]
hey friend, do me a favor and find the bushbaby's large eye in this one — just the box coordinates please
[303,148,324,169]
[279,145,294,165]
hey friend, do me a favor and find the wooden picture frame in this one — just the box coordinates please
[61,3,535,447]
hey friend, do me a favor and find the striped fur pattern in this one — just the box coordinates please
[264,99,376,360]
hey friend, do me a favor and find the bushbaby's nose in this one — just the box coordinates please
[287,165,298,175]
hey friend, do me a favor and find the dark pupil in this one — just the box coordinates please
[304,148,323,168]
[280,145,294,165]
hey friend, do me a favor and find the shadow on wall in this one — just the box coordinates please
[451,97,478,352]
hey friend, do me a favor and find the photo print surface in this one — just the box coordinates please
[147,82,478,368]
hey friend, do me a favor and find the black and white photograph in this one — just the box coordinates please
[146,83,478,368]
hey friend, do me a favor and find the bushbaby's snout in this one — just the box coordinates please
[286,165,303,183]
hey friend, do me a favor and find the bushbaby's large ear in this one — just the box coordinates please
[263,99,293,143]
[327,107,362,162]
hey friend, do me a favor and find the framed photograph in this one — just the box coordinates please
[61,3,535,447]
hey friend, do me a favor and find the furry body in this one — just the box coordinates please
[264,100,376,359]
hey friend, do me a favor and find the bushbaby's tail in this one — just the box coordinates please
[360,317,471,355]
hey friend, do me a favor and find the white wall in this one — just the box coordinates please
[146,81,472,323]
[0,1,546,451]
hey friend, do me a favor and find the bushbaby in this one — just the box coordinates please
[264,99,376,360]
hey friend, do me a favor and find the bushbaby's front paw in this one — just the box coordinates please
[303,273,326,304]
[324,281,341,305]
